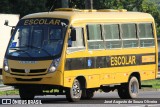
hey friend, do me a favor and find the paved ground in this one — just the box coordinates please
[0,90,160,107]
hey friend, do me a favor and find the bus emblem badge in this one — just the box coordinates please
[25,69,30,74]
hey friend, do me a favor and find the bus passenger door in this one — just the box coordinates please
[64,27,87,88]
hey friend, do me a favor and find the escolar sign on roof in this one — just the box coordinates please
[17,18,69,26]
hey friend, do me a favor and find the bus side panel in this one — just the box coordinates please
[100,68,129,85]
[63,65,156,88]
[63,70,100,88]
[139,65,156,80]
[100,65,156,85]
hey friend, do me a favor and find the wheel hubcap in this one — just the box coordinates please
[72,80,81,98]
[131,81,138,94]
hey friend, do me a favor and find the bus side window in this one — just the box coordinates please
[121,23,138,48]
[138,23,155,47]
[87,24,104,50]
[103,24,121,49]
[67,27,85,53]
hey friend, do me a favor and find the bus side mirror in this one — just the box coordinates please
[4,20,15,36]
[70,29,76,41]
[4,20,9,26]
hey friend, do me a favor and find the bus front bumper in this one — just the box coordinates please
[2,71,63,86]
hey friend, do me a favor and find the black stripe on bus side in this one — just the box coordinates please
[65,53,156,70]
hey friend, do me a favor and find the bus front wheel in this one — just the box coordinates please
[66,79,82,102]
[118,76,139,99]
[81,89,94,99]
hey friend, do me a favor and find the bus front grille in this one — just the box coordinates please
[11,68,47,74]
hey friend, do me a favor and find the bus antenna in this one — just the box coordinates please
[48,0,57,13]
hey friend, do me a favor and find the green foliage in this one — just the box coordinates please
[141,0,160,36]
[142,79,160,89]
[148,0,160,10]
[92,0,143,11]
[0,0,12,13]
[0,90,19,96]
[0,0,49,17]
[69,0,85,9]
[12,0,47,17]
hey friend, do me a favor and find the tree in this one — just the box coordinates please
[0,0,48,17]
[0,0,12,13]
[85,0,93,9]
[69,0,85,9]
[140,0,160,36]
[10,0,47,17]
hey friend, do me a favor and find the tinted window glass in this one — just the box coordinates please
[139,23,153,38]
[103,24,121,49]
[87,24,104,50]
[121,24,137,39]
[87,24,102,40]
[72,28,84,47]
[103,24,119,39]
[67,27,85,52]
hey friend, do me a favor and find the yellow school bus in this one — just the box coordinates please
[2,8,158,102]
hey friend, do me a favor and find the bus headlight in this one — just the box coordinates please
[3,58,9,72]
[48,58,60,73]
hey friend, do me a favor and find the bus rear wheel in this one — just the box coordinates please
[66,79,82,102]
[118,76,139,99]
[19,88,35,100]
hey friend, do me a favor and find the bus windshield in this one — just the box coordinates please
[6,18,69,60]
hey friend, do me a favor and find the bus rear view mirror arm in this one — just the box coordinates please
[4,20,16,28]
[4,20,16,35]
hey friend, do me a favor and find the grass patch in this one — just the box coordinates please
[0,89,19,96]
[141,78,160,89]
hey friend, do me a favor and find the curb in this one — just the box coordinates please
[0,86,14,91]
[140,88,160,91]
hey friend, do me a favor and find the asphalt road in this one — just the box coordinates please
[0,90,160,107]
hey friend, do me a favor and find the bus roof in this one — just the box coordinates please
[22,9,154,22]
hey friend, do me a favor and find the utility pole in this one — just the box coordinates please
[85,0,93,9]
[61,0,69,8]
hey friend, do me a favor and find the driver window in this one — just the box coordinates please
[67,27,85,53]
[10,28,29,48]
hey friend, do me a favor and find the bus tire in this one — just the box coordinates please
[118,76,139,99]
[66,79,82,102]
[19,88,35,100]
[128,76,139,98]
[117,84,128,99]
[81,89,94,99]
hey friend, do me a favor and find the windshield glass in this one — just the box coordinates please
[6,18,69,60]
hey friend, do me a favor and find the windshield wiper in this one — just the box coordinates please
[26,45,52,56]
[10,48,33,58]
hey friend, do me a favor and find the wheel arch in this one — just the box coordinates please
[76,76,87,90]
